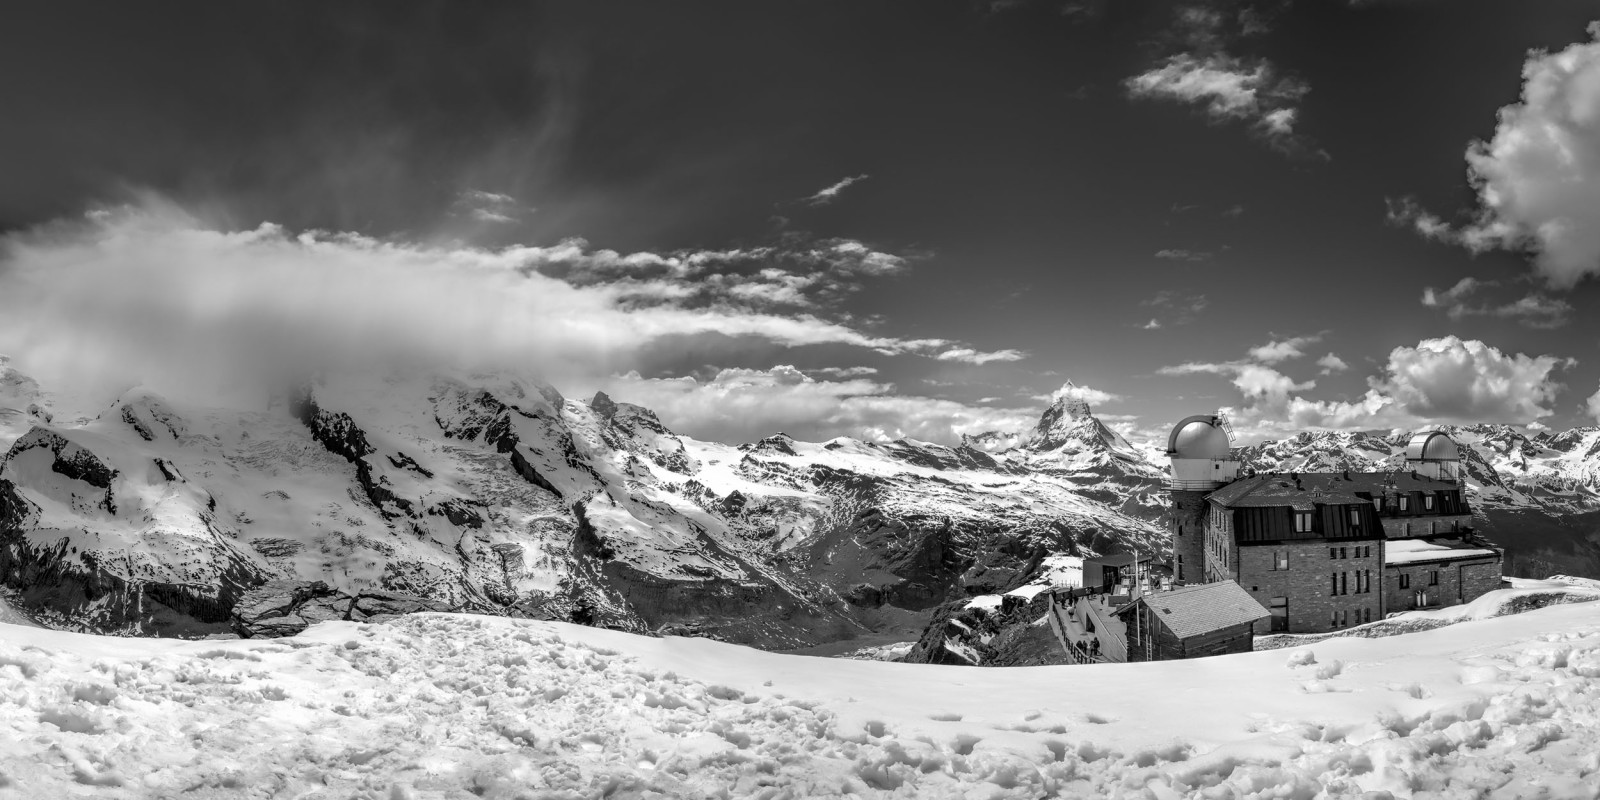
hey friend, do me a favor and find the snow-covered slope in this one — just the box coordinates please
[3,599,1599,797]
[0,363,1162,647]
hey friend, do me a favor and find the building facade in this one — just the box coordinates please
[1166,422,1504,635]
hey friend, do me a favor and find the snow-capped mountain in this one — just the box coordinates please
[0,362,1163,647]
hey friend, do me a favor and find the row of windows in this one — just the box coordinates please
[1376,495,1438,513]
[1330,545,1373,560]
[1294,508,1367,533]
[1331,607,1373,628]
[1331,570,1372,595]
[1397,571,1440,589]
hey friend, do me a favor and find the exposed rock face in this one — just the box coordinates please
[231,579,456,638]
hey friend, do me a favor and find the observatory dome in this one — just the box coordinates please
[1168,416,1231,460]
[1405,431,1458,461]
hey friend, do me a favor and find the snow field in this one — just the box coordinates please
[2,602,1600,798]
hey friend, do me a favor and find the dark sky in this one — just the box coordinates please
[3,1,1600,443]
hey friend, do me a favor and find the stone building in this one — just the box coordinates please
[1165,418,1504,635]
[1115,580,1269,662]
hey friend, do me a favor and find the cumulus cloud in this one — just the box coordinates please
[1125,53,1310,147]
[1162,335,1575,440]
[1248,335,1320,364]
[1419,276,1572,329]
[596,367,1040,444]
[1370,336,1572,423]
[1394,25,1600,287]
[0,200,1015,409]
[1317,353,1349,375]
[803,174,870,206]
[1167,336,1574,441]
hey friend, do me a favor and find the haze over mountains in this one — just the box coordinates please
[2,357,1597,648]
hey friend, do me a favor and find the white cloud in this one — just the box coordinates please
[1161,336,1573,440]
[456,189,522,224]
[1143,319,1163,330]
[1375,336,1572,423]
[1399,25,1600,287]
[935,348,1027,365]
[1419,277,1572,328]
[1317,353,1349,375]
[803,174,870,206]
[808,366,878,379]
[1125,53,1309,146]
[0,200,1008,408]
[597,367,1039,444]
[1049,381,1121,405]
[1248,335,1320,364]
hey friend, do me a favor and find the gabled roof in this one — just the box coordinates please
[1207,471,1459,509]
[1115,581,1269,640]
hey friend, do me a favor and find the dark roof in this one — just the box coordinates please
[1115,581,1269,639]
[1207,471,1459,509]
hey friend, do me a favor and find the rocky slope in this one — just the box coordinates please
[0,362,1162,648]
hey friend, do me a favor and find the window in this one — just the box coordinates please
[1275,551,1289,571]
[1339,547,1347,559]
[1270,597,1288,632]
[1329,547,1337,560]
[1399,496,1410,512]
[1429,570,1440,586]
[1295,512,1313,533]
[1349,508,1361,526]
[1331,610,1339,628]
[1331,573,1338,595]
[1424,495,1435,511]
[1400,573,1411,589]
[1363,608,1371,624]
[1341,609,1349,627]
[1340,572,1348,595]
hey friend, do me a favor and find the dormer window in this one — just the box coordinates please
[1399,497,1410,512]
[1348,508,1361,526]
[1424,495,1434,511]
[1294,512,1313,532]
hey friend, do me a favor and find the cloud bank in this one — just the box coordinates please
[597,367,1041,445]
[0,200,1023,423]
[1162,335,1574,441]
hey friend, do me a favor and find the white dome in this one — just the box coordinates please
[1168,416,1231,460]
[1405,431,1458,461]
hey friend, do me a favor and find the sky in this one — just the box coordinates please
[3,1,1600,446]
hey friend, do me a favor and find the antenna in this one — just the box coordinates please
[1214,410,1236,445]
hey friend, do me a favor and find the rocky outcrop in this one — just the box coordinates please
[231,579,456,638]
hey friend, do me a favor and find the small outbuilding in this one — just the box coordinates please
[1114,581,1269,662]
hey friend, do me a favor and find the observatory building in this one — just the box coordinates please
[1164,417,1502,635]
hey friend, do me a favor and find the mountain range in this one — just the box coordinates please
[3,358,1598,650]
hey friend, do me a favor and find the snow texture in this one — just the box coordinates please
[4,599,1600,798]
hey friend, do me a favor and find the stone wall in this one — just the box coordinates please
[1383,556,1500,613]
[1236,540,1382,634]
[1170,490,1210,585]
